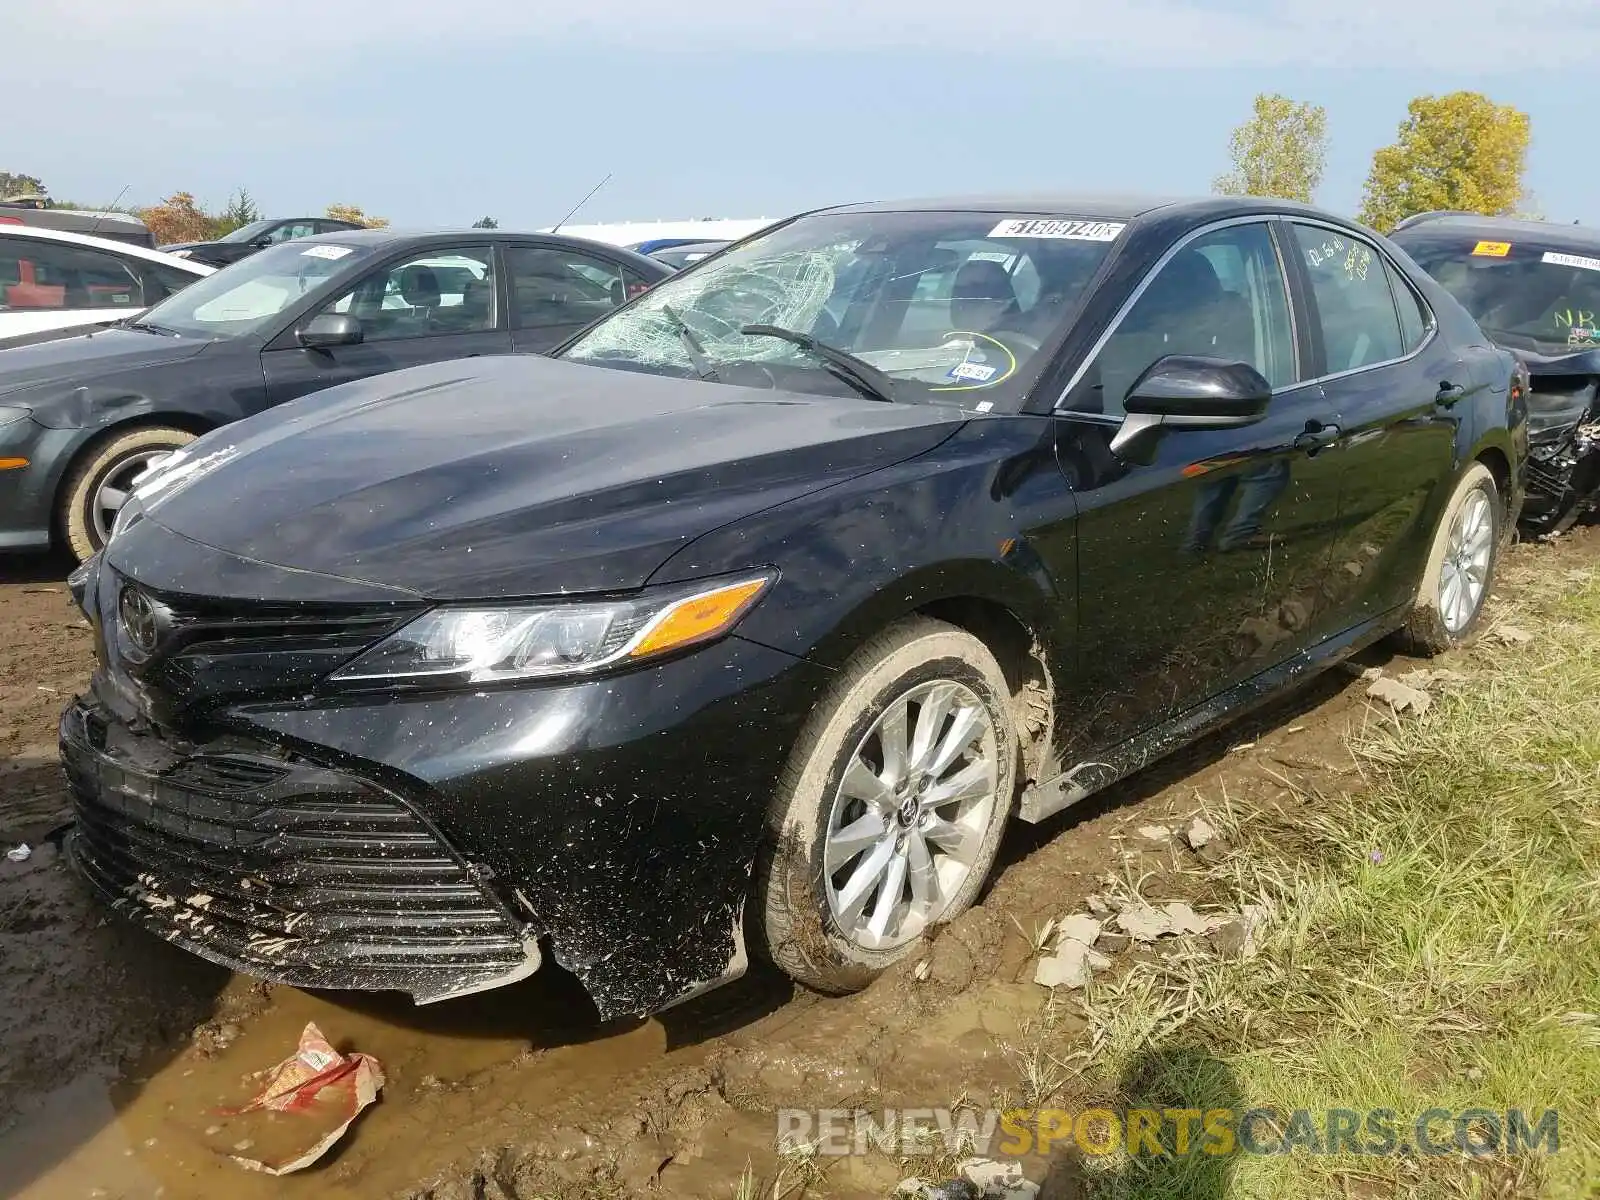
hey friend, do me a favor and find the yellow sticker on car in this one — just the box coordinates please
[1472,241,1511,257]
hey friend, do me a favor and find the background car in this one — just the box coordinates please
[1391,212,1600,534]
[62,193,1525,1023]
[0,225,213,341]
[160,216,368,267]
[647,240,730,269]
[0,228,672,561]
[0,194,156,248]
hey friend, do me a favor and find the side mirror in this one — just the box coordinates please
[250,235,274,249]
[298,313,363,349]
[1110,355,1272,462]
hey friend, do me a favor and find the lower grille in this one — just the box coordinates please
[62,703,539,1002]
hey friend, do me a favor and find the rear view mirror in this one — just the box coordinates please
[1111,355,1272,462]
[298,313,363,349]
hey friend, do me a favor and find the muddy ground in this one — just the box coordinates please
[1,532,1592,1199]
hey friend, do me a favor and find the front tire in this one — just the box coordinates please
[60,426,196,563]
[1396,461,1501,656]
[755,618,1017,996]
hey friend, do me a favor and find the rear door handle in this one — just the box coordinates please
[1436,381,1467,405]
[1294,421,1341,454]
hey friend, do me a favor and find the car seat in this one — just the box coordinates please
[949,259,1021,332]
[398,265,442,332]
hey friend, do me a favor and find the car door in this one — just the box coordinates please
[1284,221,1463,625]
[260,243,511,406]
[505,242,651,352]
[1055,219,1348,747]
[0,238,150,335]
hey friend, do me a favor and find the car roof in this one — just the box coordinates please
[0,223,215,272]
[292,228,672,272]
[1389,212,1600,249]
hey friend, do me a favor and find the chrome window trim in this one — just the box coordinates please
[1054,214,1440,412]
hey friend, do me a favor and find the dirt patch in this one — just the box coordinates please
[0,533,1593,1198]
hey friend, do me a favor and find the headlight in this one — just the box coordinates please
[329,572,775,686]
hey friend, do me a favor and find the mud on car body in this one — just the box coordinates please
[1392,213,1600,536]
[62,194,1524,1021]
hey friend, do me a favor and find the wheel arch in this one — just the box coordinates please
[50,413,217,542]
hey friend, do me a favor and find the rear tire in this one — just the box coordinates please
[1395,462,1501,656]
[754,618,1017,996]
[60,426,195,564]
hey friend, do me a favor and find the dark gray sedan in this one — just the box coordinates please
[0,228,671,561]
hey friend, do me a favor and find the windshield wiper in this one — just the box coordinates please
[739,323,896,404]
[660,304,719,381]
[125,318,182,336]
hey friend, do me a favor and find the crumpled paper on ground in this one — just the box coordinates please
[216,1021,384,1175]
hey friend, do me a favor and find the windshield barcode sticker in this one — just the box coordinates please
[989,218,1126,241]
[302,245,354,260]
[1543,251,1600,273]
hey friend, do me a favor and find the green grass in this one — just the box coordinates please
[1072,560,1600,1199]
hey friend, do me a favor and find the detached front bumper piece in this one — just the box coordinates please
[60,699,541,1003]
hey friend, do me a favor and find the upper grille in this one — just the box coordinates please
[93,568,424,718]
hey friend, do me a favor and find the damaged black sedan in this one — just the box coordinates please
[1391,213,1599,535]
[61,195,1525,1021]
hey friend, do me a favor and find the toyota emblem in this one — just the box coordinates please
[118,587,161,656]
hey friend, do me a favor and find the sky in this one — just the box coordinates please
[9,0,1600,230]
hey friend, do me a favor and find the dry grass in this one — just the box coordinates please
[1073,559,1600,1198]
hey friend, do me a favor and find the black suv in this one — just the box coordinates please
[1391,212,1599,534]
[160,217,368,267]
[62,194,1525,1021]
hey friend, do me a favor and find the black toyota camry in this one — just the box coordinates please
[61,194,1525,1021]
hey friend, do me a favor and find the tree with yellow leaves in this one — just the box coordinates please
[1213,93,1329,204]
[1358,92,1531,233]
[325,204,389,230]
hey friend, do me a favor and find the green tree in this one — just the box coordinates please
[326,203,389,229]
[1213,93,1328,204]
[471,216,499,229]
[0,172,48,200]
[215,188,263,235]
[1359,92,1531,233]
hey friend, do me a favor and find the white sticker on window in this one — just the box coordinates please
[988,218,1125,241]
[1543,251,1600,273]
[948,360,999,383]
[301,245,354,260]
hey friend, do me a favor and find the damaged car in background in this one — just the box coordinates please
[1393,213,1600,536]
[62,194,1524,1022]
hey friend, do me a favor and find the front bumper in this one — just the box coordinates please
[60,699,542,1002]
[63,555,832,1016]
[0,412,88,551]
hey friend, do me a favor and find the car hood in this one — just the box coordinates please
[0,326,212,408]
[111,355,966,600]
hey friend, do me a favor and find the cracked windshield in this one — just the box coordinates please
[562,211,1125,405]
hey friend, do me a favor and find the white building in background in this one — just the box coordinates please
[540,218,778,251]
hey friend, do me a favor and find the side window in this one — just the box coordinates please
[1291,224,1403,373]
[266,221,318,245]
[507,246,629,328]
[1386,260,1433,353]
[0,242,143,311]
[1079,223,1295,416]
[144,262,204,301]
[321,245,495,341]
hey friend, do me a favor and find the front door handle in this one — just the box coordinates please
[1436,381,1467,405]
[1294,421,1341,454]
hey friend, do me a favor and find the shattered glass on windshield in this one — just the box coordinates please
[562,210,1126,407]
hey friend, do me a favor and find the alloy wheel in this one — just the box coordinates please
[823,679,1001,951]
[1439,485,1494,635]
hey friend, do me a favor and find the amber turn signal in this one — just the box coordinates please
[629,577,772,659]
